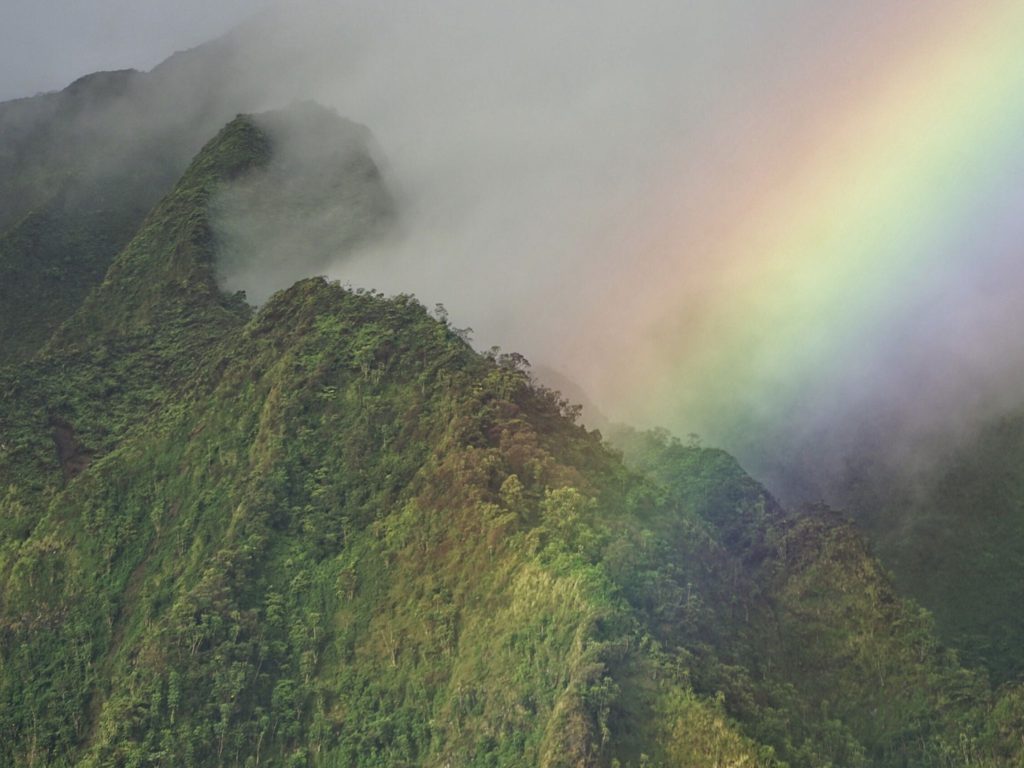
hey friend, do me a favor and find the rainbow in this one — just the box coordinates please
[577,0,1024,441]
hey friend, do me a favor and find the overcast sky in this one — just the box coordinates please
[0,0,262,101]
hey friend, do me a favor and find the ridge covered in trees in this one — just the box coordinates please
[1,76,1023,767]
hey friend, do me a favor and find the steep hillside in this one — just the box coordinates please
[0,21,320,362]
[837,417,1024,685]
[0,69,206,361]
[0,102,389,562]
[1,104,1023,767]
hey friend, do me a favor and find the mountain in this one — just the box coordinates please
[833,417,1024,685]
[0,18,317,362]
[2,55,1024,767]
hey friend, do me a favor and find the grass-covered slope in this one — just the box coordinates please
[2,107,1024,768]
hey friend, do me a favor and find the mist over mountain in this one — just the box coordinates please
[2,4,1024,766]
[8,2,1024,489]
[0,96,1021,766]
[211,103,395,303]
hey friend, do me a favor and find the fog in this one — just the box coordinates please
[6,0,1024,505]
[218,1,1024,499]
[212,2,911,350]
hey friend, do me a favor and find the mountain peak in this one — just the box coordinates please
[2,37,1024,768]
[62,69,141,100]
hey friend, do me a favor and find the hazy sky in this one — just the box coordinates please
[0,0,261,101]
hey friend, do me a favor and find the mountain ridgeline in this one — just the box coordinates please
[1,69,1023,768]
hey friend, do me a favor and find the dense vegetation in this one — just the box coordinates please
[0,71,177,360]
[836,419,1024,685]
[1,71,1023,766]
[0,23,307,361]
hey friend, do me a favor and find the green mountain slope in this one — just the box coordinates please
[0,22,329,363]
[1,99,1023,766]
[0,69,214,361]
[837,417,1024,685]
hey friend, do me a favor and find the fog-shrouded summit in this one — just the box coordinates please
[8,1,1024,502]
[5,0,1024,718]
[1,97,1022,766]
[3,12,1024,763]
[211,103,395,304]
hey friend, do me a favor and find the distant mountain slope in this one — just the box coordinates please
[836,416,1024,684]
[0,21,329,362]
[0,70,178,361]
[1,103,1023,767]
